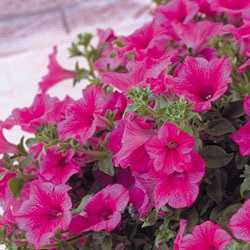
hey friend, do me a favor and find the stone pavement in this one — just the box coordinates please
[0,0,152,143]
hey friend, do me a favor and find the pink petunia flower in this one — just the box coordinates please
[153,0,199,29]
[230,121,250,156]
[0,121,17,154]
[39,46,75,93]
[145,122,195,174]
[171,20,223,57]
[244,96,250,116]
[101,65,145,93]
[4,94,62,133]
[111,118,156,173]
[174,219,188,250]
[15,181,72,249]
[57,85,106,144]
[238,58,250,74]
[153,150,205,209]
[209,0,250,14]
[175,56,232,113]
[70,184,129,233]
[229,198,250,243]
[130,171,156,217]
[0,168,15,202]
[39,146,79,185]
[177,220,232,250]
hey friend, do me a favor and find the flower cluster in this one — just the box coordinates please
[1,0,250,249]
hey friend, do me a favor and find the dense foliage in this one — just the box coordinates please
[1,0,250,249]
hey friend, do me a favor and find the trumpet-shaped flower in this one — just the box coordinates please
[230,121,250,156]
[177,221,232,249]
[145,122,195,174]
[15,181,72,249]
[39,46,75,93]
[70,184,129,233]
[57,85,106,144]
[153,150,205,209]
[171,20,223,57]
[39,146,79,185]
[175,56,232,112]
[4,94,67,133]
[229,198,250,243]
[0,121,17,154]
[111,118,156,173]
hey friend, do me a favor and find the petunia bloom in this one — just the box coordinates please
[171,20,223,58]
[15,181,72,249]
[111,118,156,173]
[230,121,250,156]
[145,122,195,174]
[70,184,129,233]
[229,198,250,243]
[39,146,79,185]
[4,94,61,133]
[175,56,232,113]
[39,46,75,93]
[0,121,17,154]
[153,150,205,209]
[177,220,232,250]
[244,95,250,116]
[57,85,106,144]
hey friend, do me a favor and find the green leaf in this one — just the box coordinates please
[240,177,250,198]
[218,204,242,230]
[142,210,158,228]
[102,236,112,250]
[235,153,250,170]
[8,177,24,198]
[78,33,93,47]
[26,138,37,147]
[58,241,75,250]
[207,181,222,204]
[206,118,236,136]
[98,153,114,176]
[124,104,140,113]
[223,100,244,119]
[0,227,5,244]
[0,172,6,181]
[19,152,34,171]
[155,228,176,248]
[72,194,93,216]
[180,207,199,233]
[199,145,233,168]
[112,37,124,47]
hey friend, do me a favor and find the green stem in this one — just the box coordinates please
[73,148,109,157]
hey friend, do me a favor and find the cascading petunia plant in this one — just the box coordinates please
[2,0,250,249]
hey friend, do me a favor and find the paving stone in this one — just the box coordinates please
[0,11,66,56]
[0,0,82,19]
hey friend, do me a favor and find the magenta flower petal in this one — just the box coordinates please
[229,198,250,243]
[39,146,79,184]
[57,85,105,144]
[179,221,232,250]
[112,118,156,173]
[175,56,232,113]
[230,121,250,156]
[0,121,17,154]
[70,184,129,233]
[145,122,195,174]
[15,181,72,249]
[153,150,205,209]
[174,219,188,250]
[39,46,75,93]
[4,94,61,133]
[244,96,250,116]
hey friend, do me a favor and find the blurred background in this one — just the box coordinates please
[0,0,152,143]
